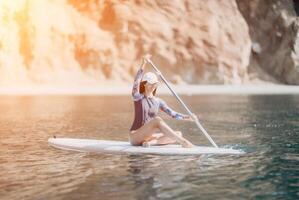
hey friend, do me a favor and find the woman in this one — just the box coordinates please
[129,55,197,148]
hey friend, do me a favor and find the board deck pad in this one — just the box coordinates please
[48,138,244,155]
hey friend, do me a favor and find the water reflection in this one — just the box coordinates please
[0,95,298,200]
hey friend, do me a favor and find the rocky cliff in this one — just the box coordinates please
[237,0,299,85]
[0,0,297,86]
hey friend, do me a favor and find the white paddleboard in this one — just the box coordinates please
[48,138,244,155]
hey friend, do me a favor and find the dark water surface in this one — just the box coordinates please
[0,95,298,200]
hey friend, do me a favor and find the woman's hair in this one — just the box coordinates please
[139,81,157,96]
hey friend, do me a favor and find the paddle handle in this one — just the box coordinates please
[146,58,219,148]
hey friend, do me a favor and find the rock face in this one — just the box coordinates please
[237,0,299,84]
[1,0,298,86]
[0,0,253,86]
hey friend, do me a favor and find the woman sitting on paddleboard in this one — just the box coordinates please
[129,55,197,148]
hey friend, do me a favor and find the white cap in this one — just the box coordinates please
[142,72,159,84]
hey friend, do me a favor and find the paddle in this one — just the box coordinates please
[146,58,219,148]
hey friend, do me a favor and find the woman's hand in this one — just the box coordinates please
[143,54,152,62]
[140,54,151,70]
[184,113,199,121]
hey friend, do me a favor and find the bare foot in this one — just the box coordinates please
[182,141,195,148]
[142,139,159,147]
[142,141,151,147]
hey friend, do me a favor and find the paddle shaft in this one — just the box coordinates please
[146,58,219,148]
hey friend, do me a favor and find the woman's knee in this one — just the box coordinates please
[152,116,163,126]
[153,116,162,121]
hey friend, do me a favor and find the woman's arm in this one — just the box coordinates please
[131,60,146,101]
[158,98,190,120]
[132,55,152,101]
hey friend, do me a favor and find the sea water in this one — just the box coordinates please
[0,95,298,200]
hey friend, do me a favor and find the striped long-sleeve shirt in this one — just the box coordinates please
[130,68,188,131]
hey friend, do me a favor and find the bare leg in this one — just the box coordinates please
[143,131,182,146]
[130,117,194,148]
[156,121,194,148]
[157,131,182,145]
[129,118,161,146]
